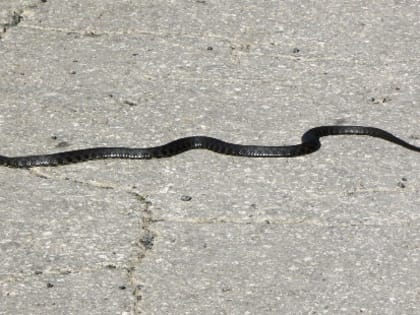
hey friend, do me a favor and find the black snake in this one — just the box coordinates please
[1,125,419,168]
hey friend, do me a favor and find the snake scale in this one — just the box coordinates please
[0,125,419,168]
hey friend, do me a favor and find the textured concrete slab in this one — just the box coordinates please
[1,1,420,314]
[1,269,133,315]
[137,221,420,314]
[0,171,146,314]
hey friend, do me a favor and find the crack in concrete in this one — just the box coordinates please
[23,168,419,313]
[14,24,420,66]
[28,168,157,314]
[27,168,419,197]
[125,191,156,314]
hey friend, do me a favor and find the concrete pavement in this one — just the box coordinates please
[1,1,420,314]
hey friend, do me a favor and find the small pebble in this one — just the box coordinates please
[180,195,192,201]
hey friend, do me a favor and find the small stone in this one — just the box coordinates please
[180,195,192,201]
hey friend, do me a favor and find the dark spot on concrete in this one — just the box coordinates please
[369,96,391,104]
[11,11,23,26]
[123,100,137,106]
[1,11,23,37]
[230,44,250,52]
[292,47,300,53]
[85,31,100,37]
[221,286,232,292]
[140,233,154,249]
[207,46,213,50]
[181,195,192,201]
[119,285,126,290]
[46,282,54,288]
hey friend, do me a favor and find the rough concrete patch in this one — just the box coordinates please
[0,0,46,38]
[0,10,23,36]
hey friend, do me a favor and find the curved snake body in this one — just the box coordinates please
[1,126,419,168]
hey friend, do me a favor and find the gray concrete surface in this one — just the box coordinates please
[1,1,420,314]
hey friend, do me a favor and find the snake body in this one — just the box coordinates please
[1,125,419,168]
